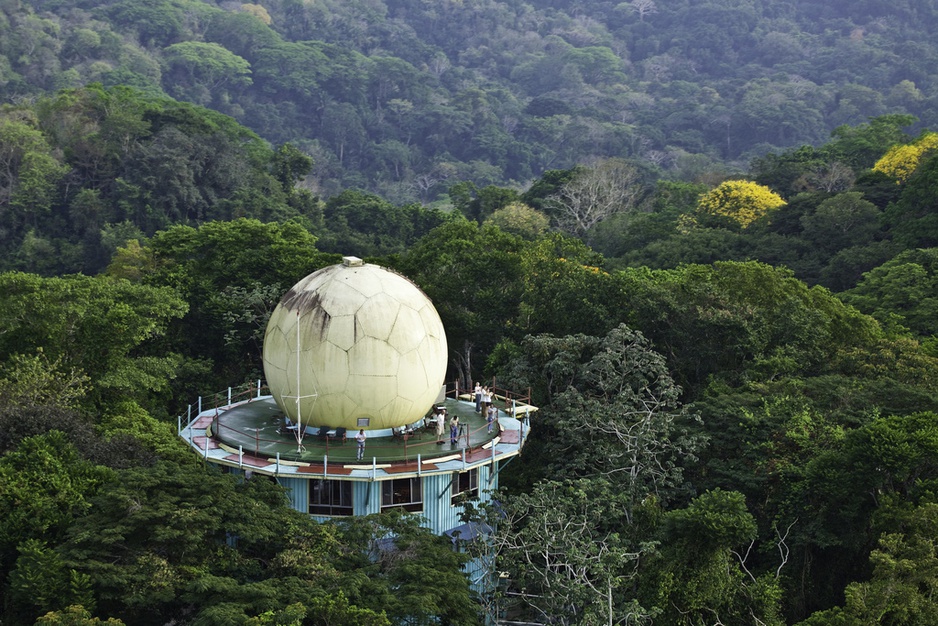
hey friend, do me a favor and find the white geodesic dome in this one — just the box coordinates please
[262,257,448,430]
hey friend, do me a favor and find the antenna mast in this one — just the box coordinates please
[279,310,317,453]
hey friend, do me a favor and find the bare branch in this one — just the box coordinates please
[775,519,796,579]
[550,158,642,237]
[731,540,758,584]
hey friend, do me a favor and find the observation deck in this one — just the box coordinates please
[178,381,537,480]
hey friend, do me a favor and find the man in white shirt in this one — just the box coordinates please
[436,408,445,442]
[356,429,367,460]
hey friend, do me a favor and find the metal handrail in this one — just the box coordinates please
[179,380,516,465]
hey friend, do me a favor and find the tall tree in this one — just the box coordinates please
[883,151,938,248]
[495,323,701,504]
[479,478,658,625]
[799,191,882,254]
[0,272,187,413]
[0,114,69,257]
[0,432,113,578]
[839,248,938,337]
[548,158,644,238]
[336,511,479,626]
[640,489,783,626]
[115,219,334,388]
[58,462,323,625]
[696,180,787,229]
[396,219,527,387]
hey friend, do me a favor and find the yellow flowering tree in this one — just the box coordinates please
[696,180,786,228]
[872,132,938,182]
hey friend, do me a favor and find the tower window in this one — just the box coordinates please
[381,477,423,513]
[451,469,479,502]
[309,479,353,516]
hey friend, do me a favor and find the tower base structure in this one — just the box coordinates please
[178,381,535,542]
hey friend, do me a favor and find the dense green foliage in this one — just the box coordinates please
[2,0,938,205]
[1,90,937,625]
[2,1,938,624]
[0,83,465,275]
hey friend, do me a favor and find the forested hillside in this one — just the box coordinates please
[2,0,937,202]
[3,106,938,623]
[3,0,938,624]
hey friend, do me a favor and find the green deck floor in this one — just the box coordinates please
[211,397,503,464]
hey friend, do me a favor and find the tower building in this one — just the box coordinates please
[178,257,535,576]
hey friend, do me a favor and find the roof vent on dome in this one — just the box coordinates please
[342,256,364,267]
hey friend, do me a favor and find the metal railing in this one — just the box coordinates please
[178,379,530,468]
[178,379,267,435]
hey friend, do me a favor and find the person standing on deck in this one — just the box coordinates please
[356,429,367,460]
[474,382,482,413]
[482,386,492,415]
[436,408,445,442]
[450,413,460,445]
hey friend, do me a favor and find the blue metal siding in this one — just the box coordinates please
[428,464,496,535]
[423,472,458,533]
[480,464,494,498]
[278,476,307,513]
[273,461,502,536]
[356,479,381,515]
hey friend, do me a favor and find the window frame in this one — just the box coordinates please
[451,468,479,503]
[309,478,354,516]
[381,476,423,513]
